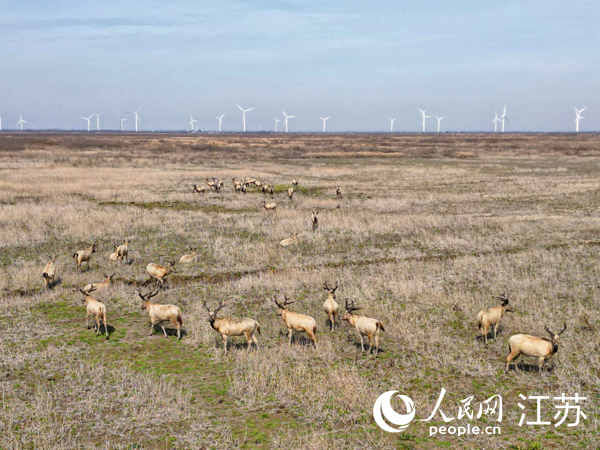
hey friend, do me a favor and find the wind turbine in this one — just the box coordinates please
[275,118,281,132]
[82,114,93,131]
[436,116,444,133]
[189,115,198,132]
[418,109,431,133]
[215,113,225,132]
[236,104,254,132]
[492,112,501,132]
[118,116,127,131]
[282,110,295,133]
[574,107,586,132]
[127,107,141,132]
[389,118,396,132]
[501,106,508,132]
[17,115,27,131]
[319,116,329,132]
[95,113,101,131]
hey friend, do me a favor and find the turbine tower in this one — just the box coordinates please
[389,118,396,132]
[82,114,93,132]
[574,107,586,132]
[189,115,198,132]
[275,118,281,132]
[492,112,501,132]
[118,116,127,131]
[236,104,254,132]
[126,107,141,132]
[319,116,329,132]
[17,115,27,131]
[95,113,100,131]
[282,110,295,133]
[418,109,431,133]
[215,114,225,132]
[501,106,508,132]
[436,116,444,133]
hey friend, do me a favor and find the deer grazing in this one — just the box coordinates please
[137,288,183,340]
[506,323,567,374]
[83,273,115,294]
[287,187,294,200]
[274,296,318,349]
[146,260,176,287]
[262,200,277,212]
[109,245,119,264]
[322,282,339,332]
[341,299,385,356]
[336,186,342,199]
[42,254,58,289]
[311,210,319,232]
[78,286,109,339]
[73,242,97,270]
[477,294,515,346]
[279,233,298,247]
[116,239,130,265]
[191,183,206,194]
[179,246,199,263]
[203,301,261,355]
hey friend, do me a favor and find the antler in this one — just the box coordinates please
[79,286,96,295]
[202,301,211,312]
[558,323,567,335]
[544,324,555,336]
[344,298,362,313]
[323,282,330,291]
[495,293,509,305]
[332,281,339,293]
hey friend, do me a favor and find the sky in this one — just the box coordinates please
[1,0,599,132]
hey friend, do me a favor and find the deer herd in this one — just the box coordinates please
[39,176,568,375]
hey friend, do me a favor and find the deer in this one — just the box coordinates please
[336,186,342,199]
[206,178,216,189]
[322,281,339,332]
[245,177,257,185]
[287,187,294,200]
[191,183,206,194]
[78,286,109,339]
[254,180,263,188]
[83,273,115,295]
[262,200,276,212]
[477,294,515,346]
[202,301,261,355]
[292,178,299,187]
[311,211,319,232]
[179,246,199,263]
[109,244,119,264]
[506,323,567,374]
[116,239,130,265]
[269,185,274,198]
[214,180,224,192]
[137,288,183,340]
[279,232,298,247]
[234,183,243,193]
[261,184,268,195]
[274,296,318,349]
[42,254,58,289]
[73,242,97,270]
[341,299,385,357]
[146,260,176,287]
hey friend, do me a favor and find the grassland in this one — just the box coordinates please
[1,132,599,449]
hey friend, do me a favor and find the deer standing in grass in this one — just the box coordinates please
[262,200,276,212]
[311,211,319,232]
[192,183,206,194]
[137,288,183,340]
[477,294,515,346]
[506,324,567,374]
[203,301,261,355]
[42,254,58,289]
[341,299,385,357]
[83,273,115,294]
[287,187,294,200]
[336,187,342,199]
[279,233,298,247]
[146,260,176,288]
[274,296,318,349]
[322,282,340,332]
[292,178,299,187]
[109,245,119,264]
[73,242,96,270]
[179,246,199,263]
[116,239,130,265]
[78,286,109,339]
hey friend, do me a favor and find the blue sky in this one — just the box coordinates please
[1,1,598,131]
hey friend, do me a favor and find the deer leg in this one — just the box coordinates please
[103,317,109,339]
[86,313,91,329]
[506,350,520,372]
[288,328,293,346]
[244,331,252,352]
[94,316,100,336]
[359,334,365,352]
[161,324,167,338]
[367,334,374,355]
[149,319,155,336]
[375,331,380,357]
[252,334,259,350]
[308,330,318,349]
[222,335,228,355]
[494,323,498,341]
[538,357,545,375]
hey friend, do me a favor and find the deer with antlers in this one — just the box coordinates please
[273,296,318,349]
[477,293,515,346]
[322,281,339,332]
[137,288,183,340]
[341,299,385,357]
[203,302,261,355]
[78,286,109,339]
[506,323,567,374]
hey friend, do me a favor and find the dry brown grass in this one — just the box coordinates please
[1,132,599,449]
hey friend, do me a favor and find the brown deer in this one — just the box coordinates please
[311,210,319,232]
[78,286,109,339]
[146,260,176,287]
[274,296,318,349]
[202,301,261,355]
[42,254,58,289]
[322,281,339,332]
[477,294,515,345]
[191,183,206,194]
[336,186,342,199]
[137,288,183,340]
[262,200,276,212]
[506,323,567,374]
[73,242,97,270]
[341,299,385,357]
[279,233,298,247]
[179,246,199,263]
[116,239,130,265]
[83,273,115,295]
